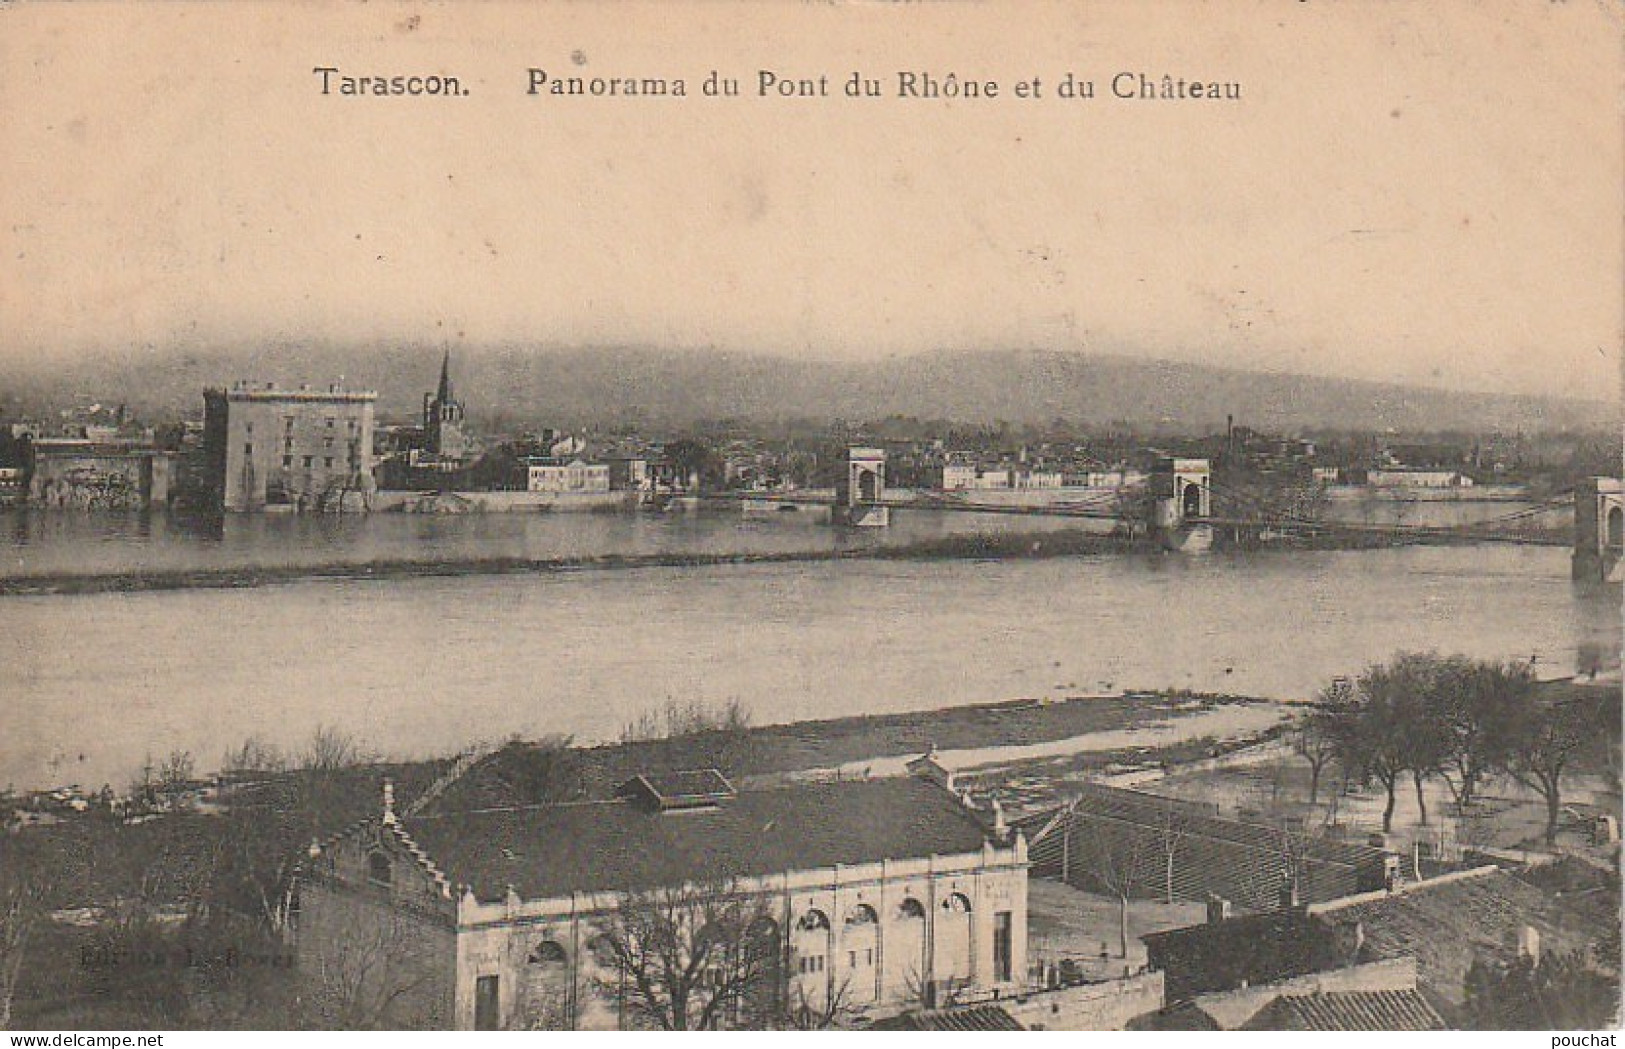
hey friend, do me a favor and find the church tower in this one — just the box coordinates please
[423,351,469,461]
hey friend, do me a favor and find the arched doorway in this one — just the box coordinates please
[842,905,880,1004]
[935,893,974,995]
[1607,504,1622,550]
[857,468,880,503]
[887,898,928,1003]
[518,939,571,1030]
[1182,481,1204,519]
[791,909,832,1021]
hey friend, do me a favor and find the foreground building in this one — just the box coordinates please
[296,766,1029,1030]
[1139,863,1616,1029]
[202,382,376,512]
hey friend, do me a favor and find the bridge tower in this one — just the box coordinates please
[833,447,890,527]
[1149,456,1212,552]
[1572,477,1623,583]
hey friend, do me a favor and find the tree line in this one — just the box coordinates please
[1297,652,1615,845]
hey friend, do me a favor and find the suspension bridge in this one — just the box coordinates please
[703,451,1622,578]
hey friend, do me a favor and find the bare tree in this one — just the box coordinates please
[1435,659,1531,816]
[1296,682,1350,806]
[1153,798,1192,904]
[510,952,574,1031]
[782,969,862,1030]
[302,905,445,1029]
[1077,829,1147,959]
[1327,654,1442,833]
[1502,690,1607,846]
[303,725,367,772]
[590,878,780,1030]
[221,736,288,777]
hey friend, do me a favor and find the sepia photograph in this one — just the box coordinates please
[1,0,1620,1038]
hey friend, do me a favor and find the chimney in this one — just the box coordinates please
[1206,895,1232,925]
[991,797,1007,838]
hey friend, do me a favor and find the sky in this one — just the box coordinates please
[2,0,1621,403]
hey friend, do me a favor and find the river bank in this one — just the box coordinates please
[0,520,1563,597]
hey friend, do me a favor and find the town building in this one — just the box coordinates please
[1363,469,1474,489]
[295,764,1029,1030]
[201,382,376,512]
[1139,862,1614,1029]
[525,458,611,494]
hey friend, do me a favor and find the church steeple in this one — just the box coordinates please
[437,350,454,407]
[423,350,467,460]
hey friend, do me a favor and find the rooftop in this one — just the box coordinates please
[400,775,998,901]
[1308,867,1611,1007]
[1239,989,1446,1031]
[1141,908,1361,1002]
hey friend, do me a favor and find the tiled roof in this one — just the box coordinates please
[400,776,996,901]
[1310,869,1609,1007]
[1241,989,1446,1031]
[873,1005,1025,1031]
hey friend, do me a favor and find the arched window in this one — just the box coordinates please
[797,909,830,933]
[845,904,878,926]
[528,940,568,966]
[367,851,391,887]
[897,898,926,921]
[944,893,972,913]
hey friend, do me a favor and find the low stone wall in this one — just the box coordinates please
[374,489,633,513]
[1003,970,1165,1031]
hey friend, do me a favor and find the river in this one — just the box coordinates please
[1,506,1614,792]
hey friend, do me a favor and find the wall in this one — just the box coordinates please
[294,819,459,1028]
[28,450,170,509]
[450,848,1028,1030]
[373,489,632,513]
[204,386,375,512]
[1003,970,1165,1031]
[1189,956,1418,1030]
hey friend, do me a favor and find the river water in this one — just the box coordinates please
[1,506,1614,791]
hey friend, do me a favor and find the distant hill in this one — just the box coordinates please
[3,345,1616,434]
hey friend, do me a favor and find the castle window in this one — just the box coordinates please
[367,851,391,887]
[243,442,253,456]
[324,457,334,469]
[303,456,313,469]
[282,456,292,468]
